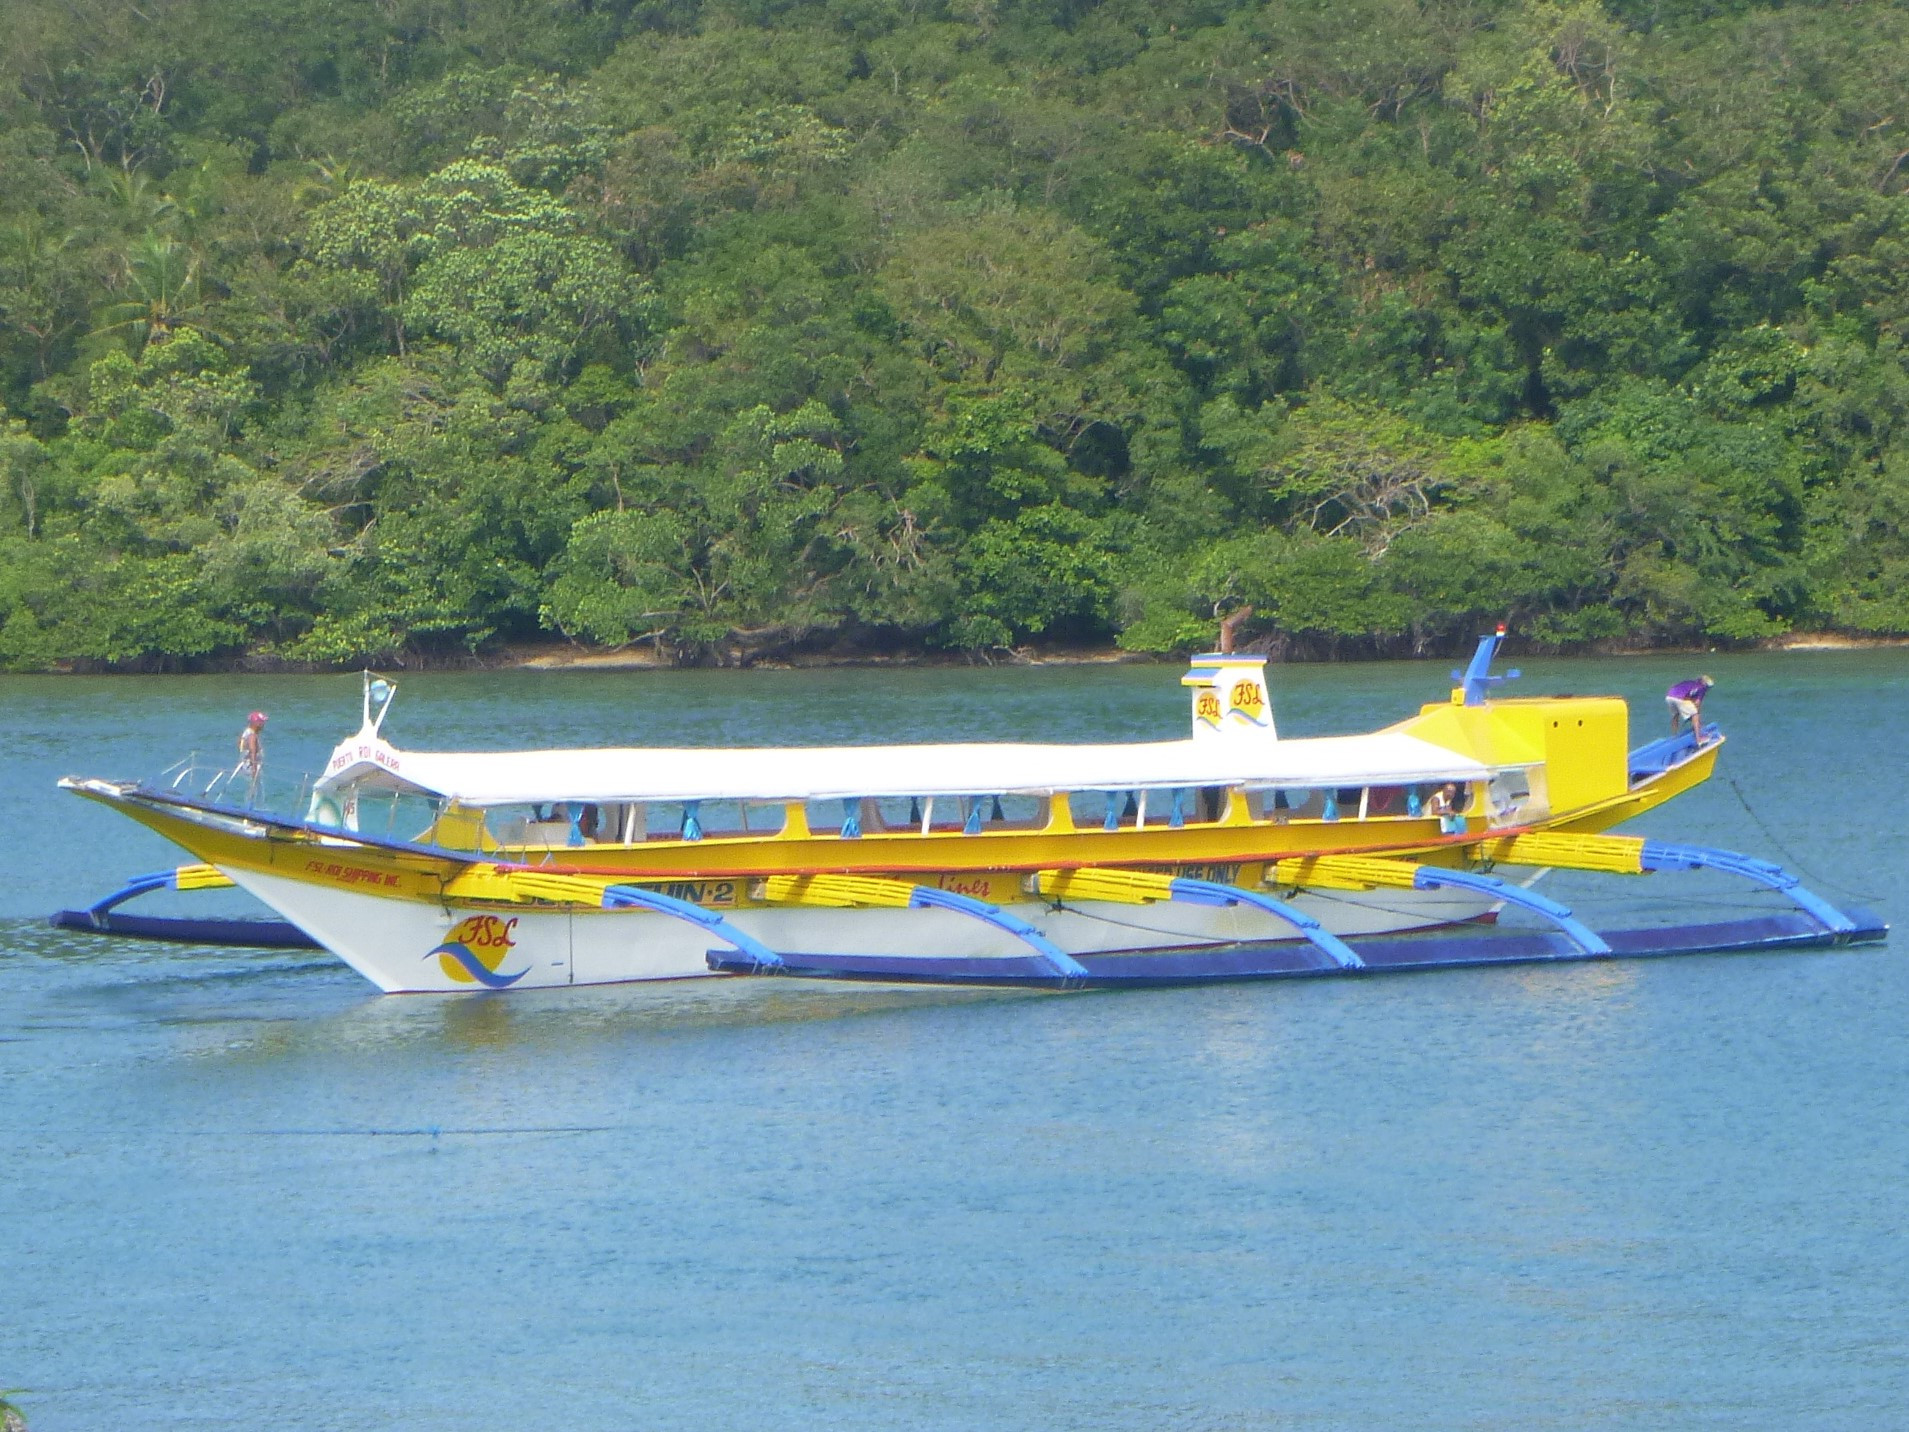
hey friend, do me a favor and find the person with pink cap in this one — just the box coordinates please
[238,709,267,802]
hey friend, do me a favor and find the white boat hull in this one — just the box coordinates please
[224,867,1497,994]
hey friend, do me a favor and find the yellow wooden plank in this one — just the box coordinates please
[759,873,916,908]
[173,863,234,892]
[440,867,610,906]
[1034,868,1176,904]
[1476,831,1646,874]
[510,871,616,905]
[1269,854,1421,891]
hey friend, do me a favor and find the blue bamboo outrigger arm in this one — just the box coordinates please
[1637,840,1858,935]
[1164,877,1366,969]
[600,883,787,968]
[905,885,1091,982]
[1408,866,1612,955]
[49,864,323,949]
[73,868,176,923]
[605,877,1091,983]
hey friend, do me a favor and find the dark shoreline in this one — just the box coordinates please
[17,631,1909,677]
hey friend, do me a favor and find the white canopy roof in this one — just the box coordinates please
[316,728,1496,807]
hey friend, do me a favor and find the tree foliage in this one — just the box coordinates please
[2,0,1908,667]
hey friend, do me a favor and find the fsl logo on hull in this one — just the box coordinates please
[427,914,526,988]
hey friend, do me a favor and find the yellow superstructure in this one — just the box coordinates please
[1399,692,1634,820]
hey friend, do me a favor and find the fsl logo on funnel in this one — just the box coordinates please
[428,914,526,988]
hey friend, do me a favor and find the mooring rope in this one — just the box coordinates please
[1724,772,1882,903]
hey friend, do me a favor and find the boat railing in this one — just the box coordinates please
[151,753,312,817]
[1628,724,1721,784]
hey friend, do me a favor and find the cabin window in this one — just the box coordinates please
[484,803,566,848]
[808,796,898,837]
[488,798,787,846]
[1265,788,1320,822]
[1486,771,1533,827]
[805,794,1044,837]
[635,799,785,841]
[929,799,972,834]
[321,788,444,842]
[1258,787,1352,822]
[1071,789,1135,830]
[930,794,1032,834]
[990,794,1047,829]
[1257,787,1427,823]
[1066,787,1220,830]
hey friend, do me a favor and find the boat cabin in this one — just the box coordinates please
[304,654,1588,859]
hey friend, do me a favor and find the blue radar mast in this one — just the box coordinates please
[1452,624,1521,706]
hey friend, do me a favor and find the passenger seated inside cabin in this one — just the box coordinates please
[576,803,602,843]
[1428,783,1466,835]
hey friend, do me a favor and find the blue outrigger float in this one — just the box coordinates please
[707,915,1888,989]
[690,819,1885,986]
[55,632,1886,994]
[51,863,322,950]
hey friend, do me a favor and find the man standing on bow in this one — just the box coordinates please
[238,709,267,803]
[1666,676,1713,743]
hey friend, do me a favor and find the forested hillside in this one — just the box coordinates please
[3,0,1908,668]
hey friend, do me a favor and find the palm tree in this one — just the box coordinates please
[295,154,368,207]
[92,234,224,353]
[98,167,178,232]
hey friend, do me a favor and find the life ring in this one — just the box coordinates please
[311,796,342,827]
[1366,786,1401,816]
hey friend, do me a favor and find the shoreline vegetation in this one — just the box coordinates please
[5,1,1909,674]
[17,630,1909,678]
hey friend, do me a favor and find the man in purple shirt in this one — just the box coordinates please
[1666,676,1714,741]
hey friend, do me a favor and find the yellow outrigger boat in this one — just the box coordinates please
[56,631,1881,992]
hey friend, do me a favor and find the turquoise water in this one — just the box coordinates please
[3,653,1907,1429]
